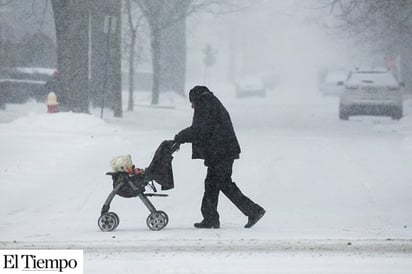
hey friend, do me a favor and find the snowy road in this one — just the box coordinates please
[3,238,412,274]
[1,86,412,273]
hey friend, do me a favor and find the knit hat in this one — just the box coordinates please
[189,86,211,102]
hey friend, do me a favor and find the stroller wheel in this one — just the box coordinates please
[108,212,120,229]
[146,211,169,231]
[98,212,119,232]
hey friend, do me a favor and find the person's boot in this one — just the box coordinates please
[244,208,265,228]
[194,220,220,229]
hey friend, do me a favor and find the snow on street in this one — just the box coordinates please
[1,84,412,273]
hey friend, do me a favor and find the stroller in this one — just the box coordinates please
[98,140,179,231]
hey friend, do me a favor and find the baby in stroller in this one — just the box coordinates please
[98,140,179,231]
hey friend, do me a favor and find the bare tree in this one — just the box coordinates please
[318,0,412,52]
[133,0,189,105]
[124,0,147,111]
[133,0,250,105]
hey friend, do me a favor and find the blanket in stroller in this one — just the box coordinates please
[145,140,176,190]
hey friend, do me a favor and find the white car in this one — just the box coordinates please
[339,68,403,120]
[235,76,266,98]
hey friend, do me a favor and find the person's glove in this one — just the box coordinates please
[174,133,184,145]
[168,138,180,152]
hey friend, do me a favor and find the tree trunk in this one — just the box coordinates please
[400,40,412,94]
[177,19,187,96]
[128,31,136,111]
[151,26,161,105]
[51,0,89,113]
[161,19,186,96]
[110,4,122,118]
[90,11,105,108]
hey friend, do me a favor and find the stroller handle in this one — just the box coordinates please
[169,141,180,154]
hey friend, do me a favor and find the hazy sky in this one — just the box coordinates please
[185,1,360,88]
[0,0,374,91]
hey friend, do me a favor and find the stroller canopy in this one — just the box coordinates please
[145,140,177,190]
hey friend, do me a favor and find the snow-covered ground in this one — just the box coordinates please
[1,83,412,273]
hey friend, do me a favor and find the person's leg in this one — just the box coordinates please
[219,160,265,228]
[218,160,263,216]
[222,181,264,216]
[196,164,221,227]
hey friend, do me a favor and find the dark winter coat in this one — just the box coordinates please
[174,86,241,166]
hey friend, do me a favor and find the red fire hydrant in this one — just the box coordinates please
[47,92,59,113]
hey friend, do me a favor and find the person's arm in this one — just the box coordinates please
[174,99,210,144]
[174,126,194,144]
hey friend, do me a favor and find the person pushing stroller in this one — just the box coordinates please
[174,86,265,229]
